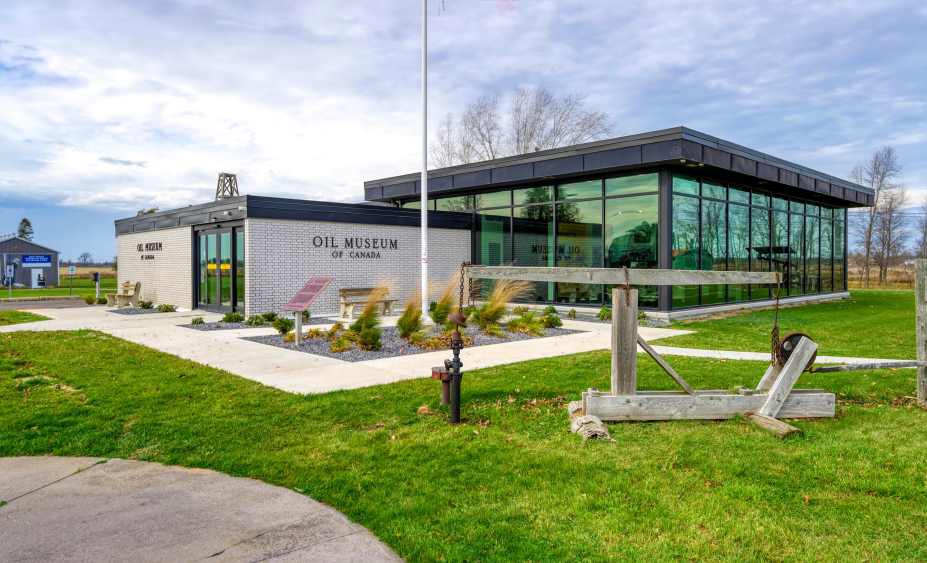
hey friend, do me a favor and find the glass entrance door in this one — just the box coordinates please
[197,228,242,313]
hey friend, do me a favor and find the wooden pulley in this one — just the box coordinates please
[777,332,817,371]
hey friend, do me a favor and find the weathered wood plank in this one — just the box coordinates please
[636,334,696,395]
[759,337,817,417]
[612,288,638,396]
[917,259,927,409]
[756,362,782,390]
[748,413,804,438]
[811,361,925,373]
[466,266,779,286]
[586,392,835,421]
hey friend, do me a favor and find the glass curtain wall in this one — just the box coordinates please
[671,181,700,308]
[556,199,603,303]
[475,209,512,298]
[604,194,658,307]
[513,204,554,302]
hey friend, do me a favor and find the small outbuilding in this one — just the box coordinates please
[0,234,60,289]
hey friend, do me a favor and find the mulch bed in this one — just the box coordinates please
[180,317,336,331]
[570,313,671,328]
[242,325,585,362]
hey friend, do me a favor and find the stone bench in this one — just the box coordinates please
[110,281,142,308]
[338,287,396,320]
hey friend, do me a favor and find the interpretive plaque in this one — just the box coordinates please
[283,277,333,312]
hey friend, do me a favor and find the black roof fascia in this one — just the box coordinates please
[114,195,471,236]
[364,127,873,207]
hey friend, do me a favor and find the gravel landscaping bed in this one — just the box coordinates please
[570,313,671,328]
[242,325,585,362]
[107,308,165,315]
[181,317,337,331]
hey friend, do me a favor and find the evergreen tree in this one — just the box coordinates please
[17,218,34,241]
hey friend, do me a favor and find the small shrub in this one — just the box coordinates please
[567,308,577,319]
[262,312,278,323]
[96,297,107,305]
[190,317,205,325]
[82,294,95,305]
[222,312,245,323]
[283,332,296,343]
[356,327,383,351]
[507,311,545,337]
[342,330,360,343]
[638,310,648,325]
[326,322,345,341]
[349,282,389,333]
[418,332,475,351]
[482,324,506,338]
[541,314,562,328]
[244,315,265,326]
[301,310,311,322]
[597,306,612,321]
[408,331,426,347]
[272,317,294,335]
[305,328,323,339]
[542,305,558,316]
[396,292,423,339]
[330,336,353,353]
[512,306,529,316]
[156,304,176,312]
[140,301,154,310]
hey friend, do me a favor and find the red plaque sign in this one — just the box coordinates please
[283,277,334,312]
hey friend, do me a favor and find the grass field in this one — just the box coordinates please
[2,278,118,300]
[653,290,915,360]
[2,330,924,562]
[0,311,49,326]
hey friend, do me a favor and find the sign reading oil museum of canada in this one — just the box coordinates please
[137,242,162,260]
[312,236,398,259]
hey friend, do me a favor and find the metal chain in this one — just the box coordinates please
[622,266,631,306]
[771,272,781,365]
[459,262,467,311]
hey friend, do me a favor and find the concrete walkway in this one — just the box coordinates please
[0,456,402,563]
[0,306,689,394]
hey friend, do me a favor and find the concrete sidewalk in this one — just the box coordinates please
[0,456,402,563]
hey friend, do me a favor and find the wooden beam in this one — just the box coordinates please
[585,391,835,421]
[748,413,804,439]
[758,337,818,418]
[612,288,637,396]
[917,260,927,409]
[636,334,696,395]
[465,266,779,286]
[811,361,926,373]
[756,362,782,390]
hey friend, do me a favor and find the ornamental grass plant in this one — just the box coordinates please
[396,290,423,339]
[472,279,533,330]
[429,272,460,325]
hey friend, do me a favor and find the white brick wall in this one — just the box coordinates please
[243,218,470,316]
[116,226,193,308]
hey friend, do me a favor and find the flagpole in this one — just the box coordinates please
[421,0,431,323]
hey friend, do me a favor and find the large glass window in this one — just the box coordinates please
[702,180,725,200]
[236,231,244,308]
[729,187,750,204]
[772,212,789,296]
[805,215,820,293]
[436,195,473,211]
[672,195,700,307]
[220,232,232,307]
[751,208,771,300]
[605,173,658,197]
[834,221,845,290]
[475,191,511,209]
[557,180,601,201]
[206,234,217,305]
[729,204,750,302]
[514,186,553,205]
[789,214,805,295]
[673,174,699,196]
[199,234,208,306]
[821,220,833,292]
[605,194,658,308]
[556,200,602,303]
[402,200,422,209]
[701,200,727,304]
[513,205,554,302]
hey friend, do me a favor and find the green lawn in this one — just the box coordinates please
[1,278,118,300]
[0,311,49,326]
[1,330,924,562]
[653,290,915,360]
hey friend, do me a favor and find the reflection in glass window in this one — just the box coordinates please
[556,200,602,304]
[834,221,845,290]
[805,215,820,293]
[789,200,804,214]
[402,200,422,209]
[772,197,788,211]
[474,191,511,209]
[772,212,789,296]
[702,179,725,200]
[605,195,658,308]
[672,195,700,308]
[821,220,833,292]
[835,208,846,221]
[557,180,602,201]
[606,173,658,197]
[436,195,473,211]
[673,173,699,195]
[729,187,750,204]
[513,205,554,302]
[514,186,553,205]
[751,208,771,300]
[752,191,770,208]
[236,231,244,309]
[729,205,750,302]
[789,213,805,295]
[806,204,820,217]
[701,200,727,304]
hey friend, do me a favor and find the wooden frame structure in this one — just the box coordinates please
[466,266,840,432]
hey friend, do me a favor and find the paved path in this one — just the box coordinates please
[0,298,90,310]
[0,306,690,394]
[0,456,402,563]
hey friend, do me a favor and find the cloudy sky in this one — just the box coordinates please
[1,0,926,261]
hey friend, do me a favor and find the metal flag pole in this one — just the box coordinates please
[420,0,430,324]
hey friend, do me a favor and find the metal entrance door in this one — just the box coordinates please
[197,228,241,313]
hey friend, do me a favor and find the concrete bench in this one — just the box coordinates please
[112,282,142,308]
[339,287,396,320]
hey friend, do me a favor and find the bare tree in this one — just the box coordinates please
[431,87,617,168]
[78,252,93,266]
[870,185,908,285]
[849,146,904,288]
[914,195,927,259]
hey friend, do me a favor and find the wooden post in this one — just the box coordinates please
[758,336,817,418]
[916,260,927,409]
[611,288,638,396]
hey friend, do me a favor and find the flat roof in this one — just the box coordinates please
[114,195,472,236]
[363,127,873,208]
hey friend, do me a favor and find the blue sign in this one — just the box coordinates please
[22,255,52,267]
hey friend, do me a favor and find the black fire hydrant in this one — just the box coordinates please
[447,328,464,424]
